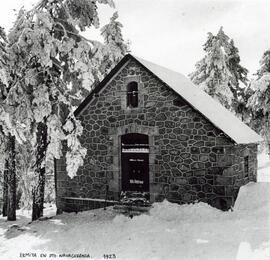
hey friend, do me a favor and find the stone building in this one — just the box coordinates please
[55,54,262,212]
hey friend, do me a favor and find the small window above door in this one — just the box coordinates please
[127,81,138,108]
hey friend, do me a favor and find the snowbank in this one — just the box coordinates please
[149,199,225,222]
[258,152,270,182]
[0,183,269,260]
[234,182,270,212]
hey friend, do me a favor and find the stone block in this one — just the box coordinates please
[183,171,193,177]
[217,155,233,167]
[183,129,192,135]
[177,135,189,141]
[193,170,206,176]
[170,184,179,192]
[191,147,200,154]
[175,177,188,184]
[169,161,177,168]
[180,164,190,171]
[197,177,207,184]
[213,186,225,196]
[183,193,192,202]
[199,155,209,162]
[156,113,167,121]
[173,128,182,135]
[195,123,203,129]
[194,141,204,147]
[165,121,175,128]
[194,185,202,192]
[191,154,199,161]
[188,177,198,185]
[208,167,224,175]
[222,167,235,177]
[167,191,182,202]
[172,168,182,177]
[191,162,204,169]
[212,147,224,154]
[181,153,190,159]
[202,184,212,193]
[198,192,206,198]
[216,176,232,185]
[169,133,177,139]
[174,157,184,163]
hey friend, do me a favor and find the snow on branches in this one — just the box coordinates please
[247,49,270,143]
[90,11,129,80]
[63,116,87,178]
[0,0,116,179]
[189,27,248,112]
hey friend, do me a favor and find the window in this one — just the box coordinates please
[244,156,249,175]
[127,81,138,108]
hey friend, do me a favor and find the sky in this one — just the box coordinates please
[0,0,270,77]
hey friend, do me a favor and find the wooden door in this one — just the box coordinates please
[121,133,149,192]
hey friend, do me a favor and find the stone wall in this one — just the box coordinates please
[56,59,258,212]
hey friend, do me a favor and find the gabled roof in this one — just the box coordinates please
[75,54,263,144]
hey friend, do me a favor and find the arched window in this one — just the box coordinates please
[127,81,138,108]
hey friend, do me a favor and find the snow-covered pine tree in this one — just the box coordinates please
[226,39,249,115]
[257,49,270,76]
[190,31,233,109]
[247,49,270,151]
[0,0,115,220]
[91,11,128,81]
[0,26,17,221]
[189,27,248,112]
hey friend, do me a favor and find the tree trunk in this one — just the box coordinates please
[268,142,270,160]
[54,158,62,215]
[6,134,16,221]
[32,122,47,221]
[2,160,8,217]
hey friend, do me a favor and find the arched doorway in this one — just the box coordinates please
[121,133,149,192]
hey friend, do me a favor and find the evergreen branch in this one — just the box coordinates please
[54,22,67,38]
[53,27,92,43]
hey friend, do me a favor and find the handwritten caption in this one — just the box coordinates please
[19,253,116,259]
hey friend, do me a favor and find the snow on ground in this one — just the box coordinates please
[0,153,269,260]
[258,152,270,182]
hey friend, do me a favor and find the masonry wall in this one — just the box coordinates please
[56,59,257,212]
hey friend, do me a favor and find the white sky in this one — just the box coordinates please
[1,0,270,77]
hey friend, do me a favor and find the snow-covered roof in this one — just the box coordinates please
[134,56,263,144]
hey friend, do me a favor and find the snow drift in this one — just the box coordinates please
[0,182,269,260]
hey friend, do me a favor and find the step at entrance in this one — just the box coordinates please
[113,191,152,217]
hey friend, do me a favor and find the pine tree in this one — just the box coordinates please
[0,0,115,220]
[0,26,17,220]
[190,27,248,112]
[257,49,270,76]
[101,12,128,58]
[91,11,128,81]
[227,39,249,114]
[247,49,270,151]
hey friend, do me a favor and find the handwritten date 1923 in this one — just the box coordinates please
[103,254,116,259]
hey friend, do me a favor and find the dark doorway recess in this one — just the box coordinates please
[121,133,149,192]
